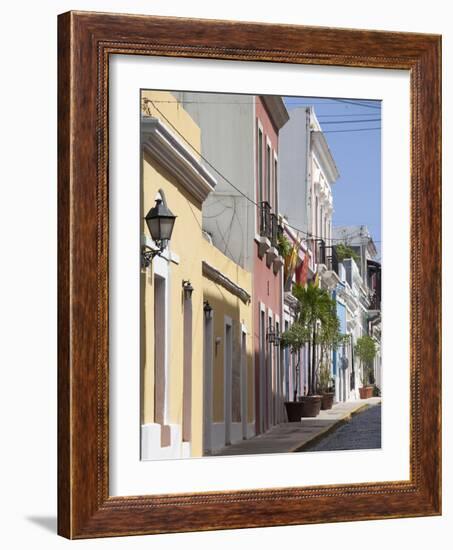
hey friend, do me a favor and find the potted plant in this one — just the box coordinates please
[280,323,309,421]
[335,242,360,264]
[315,310,346,410]
[277,231,292,259]
[281,282,340,418]
[354,335,377,399]
[317,361,335,410]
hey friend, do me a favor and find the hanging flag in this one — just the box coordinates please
[296,252,309,288]
[313,270,320,288]
[284,235,302,290]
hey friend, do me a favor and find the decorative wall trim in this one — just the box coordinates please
[142,116,217,203]
[202,261,251,304]
[311,131,340,184]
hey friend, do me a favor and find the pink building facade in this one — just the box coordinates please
[253,97,287,435]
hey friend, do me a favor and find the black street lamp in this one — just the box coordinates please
[141,198,177,267]
[203,300,213,319]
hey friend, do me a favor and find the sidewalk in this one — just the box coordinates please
[211,397,381,456]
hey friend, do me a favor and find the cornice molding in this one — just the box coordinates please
[311,131,340,184]
[141,116,217,203]
[202,261,251,304]
[261,95,290,131]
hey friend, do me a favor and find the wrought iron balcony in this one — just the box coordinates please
[270,213,279,249]
[326,245,339,274]
[259,201,272,240]
[368,289,381,311]
[314,240,339,274]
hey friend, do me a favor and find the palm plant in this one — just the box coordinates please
[281,282,340,397]
[280,322,310,401]
[316,313,345,392]
[355,335,377,386]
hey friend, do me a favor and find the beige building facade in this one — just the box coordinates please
[140,91,254,459]
[201,239,254,454]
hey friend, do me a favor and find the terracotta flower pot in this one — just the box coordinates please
[284,401,305,422]
[359,385,374,399]
[321,392,335,410]
[298,395,322,417]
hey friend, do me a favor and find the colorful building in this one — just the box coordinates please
[140,91,254,459]
[333,225,381,398]
[201,238,253,453]
[172,92,289,438]
[281,223,313,401]
[279,106,341,400]
[139,91,380,460]
[278,106,340,272]
[254,96,289,433]
[140,91,216,459]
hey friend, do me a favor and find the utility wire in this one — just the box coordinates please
[333,98,381,110]
[145,98,376,107]
[317,113,382,118]
[323,127,381,134]
[146,100,380,244]
[320,118,381,125]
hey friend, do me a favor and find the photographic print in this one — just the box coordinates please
[140,90,382,460]
[58,11,441,537]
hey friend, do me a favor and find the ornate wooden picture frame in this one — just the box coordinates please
[58,11,441,539]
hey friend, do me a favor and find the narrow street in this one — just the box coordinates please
[210,398,381,456]
[298,403,381,452]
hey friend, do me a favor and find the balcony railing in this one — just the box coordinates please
[369,289,381,310]
[270,213,279,248]
[313,240,339,274]
[259,201,272,240]
[326,245,339,274]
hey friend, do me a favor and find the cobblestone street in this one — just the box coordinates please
[299,403,381,452]
[210,398,381,456]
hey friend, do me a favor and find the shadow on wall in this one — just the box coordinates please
[25,516,57,534]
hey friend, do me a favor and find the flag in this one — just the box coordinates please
[296,252,309,288]
[284,236,302,290]
[313,271,320,288]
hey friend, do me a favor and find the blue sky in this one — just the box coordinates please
[284,97,381,260]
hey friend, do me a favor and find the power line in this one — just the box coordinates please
[323,127,381,134]
[144,96,383,115]
[320,118,381,125]
[333,98,381,110]
[146,101,379,243]
[317,113,382,118]
[145,97,374,107]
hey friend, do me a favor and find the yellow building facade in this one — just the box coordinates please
[201,239,254,453]
[140,91,254,459]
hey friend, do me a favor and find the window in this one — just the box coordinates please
[259,308,266,434]
[257,127,263,205]
[315,197,318,240]
[274,158,278,214]
[153,275,166,428]
[267,314,273,428]
[320,206,323,241]
[182,279,193,442]
[224,320,233,445]
[266,144,271,207]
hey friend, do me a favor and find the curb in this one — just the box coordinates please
[290,402,373,452]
